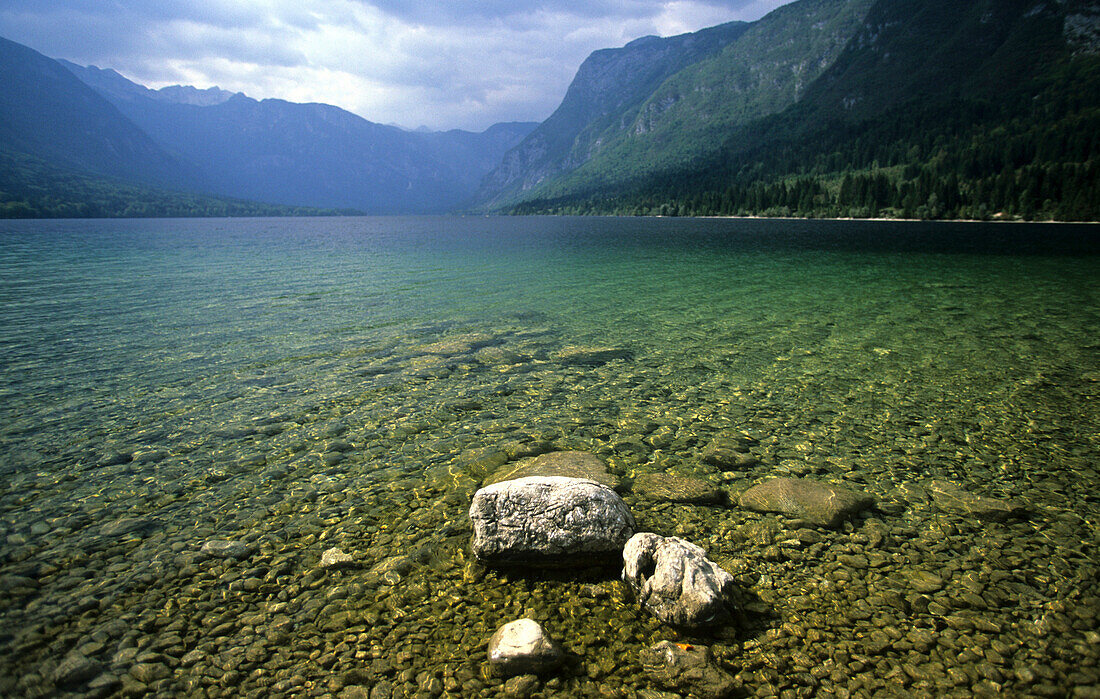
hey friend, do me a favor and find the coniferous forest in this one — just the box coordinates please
[508,12,1100,222]
[0,151,350,218]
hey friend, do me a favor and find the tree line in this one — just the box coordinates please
[512,57,1100,221]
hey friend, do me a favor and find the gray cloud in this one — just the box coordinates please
[0,0,795,131]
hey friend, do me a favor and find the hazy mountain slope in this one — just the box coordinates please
[475,0,875,210]
[0,149,344,218]
[510,0,1100,221]
[472,20,750,209]
[527,0,874,201]
[0,37,198,190]
[60,60,240,106]
[65,63,536,213]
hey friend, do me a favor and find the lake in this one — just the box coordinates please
[1,215,1098,697]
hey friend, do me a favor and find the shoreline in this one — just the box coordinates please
[690,214,1100,225]
[4,211,1100,224]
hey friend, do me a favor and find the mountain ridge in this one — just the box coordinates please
[472,19,751,209]
[473,0,876,211]
[1,39,536,215]
[0,37,201,192]
[61,61,537,213]
[506,0,1100,221]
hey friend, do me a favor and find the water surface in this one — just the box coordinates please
[1,216,1098,697]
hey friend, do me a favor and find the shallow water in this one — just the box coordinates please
[1,216,1098,698]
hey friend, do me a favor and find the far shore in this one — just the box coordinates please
[688,214,1100,225]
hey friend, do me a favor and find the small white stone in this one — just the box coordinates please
[320,547,355,569]
[488,618,563,677]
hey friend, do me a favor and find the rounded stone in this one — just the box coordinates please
[199,539,251,560]
[487,619,563,677]
[469,476,635,566]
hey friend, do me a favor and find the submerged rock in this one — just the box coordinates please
[738,477,874,528]
[475,346,530,366]
[99,517,156,539]
[52,652,101,688]
[469,476,635,566]
[701,438,758,470]
[366,549,428,585]
[927,480,1025,521]
[633,473,724,504]
[415,333,498,356]
[484,450,620,489]
[502,674,540,698]
[199,539,251,560]
[319,547,355,570]
[487,619,563,677]
[640,640,737,699]
[622,532,738,629]
[551,345,633,366]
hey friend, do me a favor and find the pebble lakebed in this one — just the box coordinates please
[0,217,1098,698]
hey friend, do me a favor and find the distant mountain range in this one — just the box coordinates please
[2,0,1098,219]
[0,36,535,216]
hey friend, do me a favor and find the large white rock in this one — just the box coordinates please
[487,618,563,677]
[622,532,737,629]
[469,476,635,566]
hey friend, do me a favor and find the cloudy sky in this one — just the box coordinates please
[0,0,794,132]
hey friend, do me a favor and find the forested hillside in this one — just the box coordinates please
[0,151,344,218]
[506,0,1100,221]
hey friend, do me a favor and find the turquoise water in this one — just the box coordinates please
[1,216,1098,697]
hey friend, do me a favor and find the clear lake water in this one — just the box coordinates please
[1,215,1098,698]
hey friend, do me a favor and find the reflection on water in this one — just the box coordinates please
[1,216,1098,697]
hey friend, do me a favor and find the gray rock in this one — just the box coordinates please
[87,672,121,693]
[927,480,1025,521]
[503,674,540,698]
[128,662,169,684]
[639,641,737,699]
[488,619,563,677]
[622,533,737,629]
[179,650,205,667]
[475,346,530,366]
[52,652,101,688]
[633,473,724,504]
[98,517,156,539]
[416,333,498,356]
[738,477,874,528]
[551,345,633,366]
[320,547,355,569]
[199,539,251,560]
[484,450,620,489]
[470,476,635,566]
[97,451,133,467]
[701,439,758,470]
[906,569,945,594]
[369,681,394,699]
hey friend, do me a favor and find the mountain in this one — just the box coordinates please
[0,149,349,218]
[500,0,1100,221]
[473,20,751,209]
[473,0,874,210]
[59,61,241,106]
[62,62,536,213]
[0,36,199,191]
